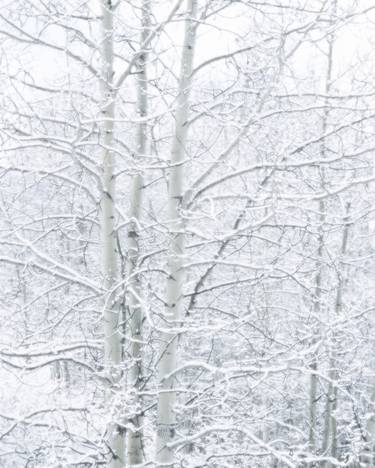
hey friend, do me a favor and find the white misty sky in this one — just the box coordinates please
[24,1,375,93]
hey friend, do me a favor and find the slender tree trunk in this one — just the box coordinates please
[309,201,325,462]
[322,205,350,467]
[100,1,124,466]
[364,385,375,466]
[318,3,338,465]
[309,3,336,461]
[126,0,150,465]
[155,1,197,466]
[309,233,322,462]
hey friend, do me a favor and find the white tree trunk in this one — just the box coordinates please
[155,1,197,466]
[322,205,349,467]
[308,262,320,461]
[126,0,150,465]
[309,3,336,459]
[309,201,325,462]
[100,1,124,466]
[319,4,337,464]
[365,385,375,466]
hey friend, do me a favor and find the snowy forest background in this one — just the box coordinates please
[2,0,375,467]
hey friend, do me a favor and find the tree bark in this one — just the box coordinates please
[322,205,350,467]
[155,1,197,466]
[126,0,150,465]
[319,3,338,465]
[100,1,124,466]
[309,3,336,461]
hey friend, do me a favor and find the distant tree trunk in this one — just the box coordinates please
[309,3,336,461]
[309,234,322,461]
[317,3,338,465]
[155,0,197,466]
[322,205,350,467]
[309,198,325,463]
[100,1,124,466]
[364,385,375,466]
[126,0,150,465]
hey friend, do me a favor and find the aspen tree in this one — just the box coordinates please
[322,205,350,467]
[309,2,336,461]
[155,0,197,465]
[100,0,124,466]
[126,0,150,465]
